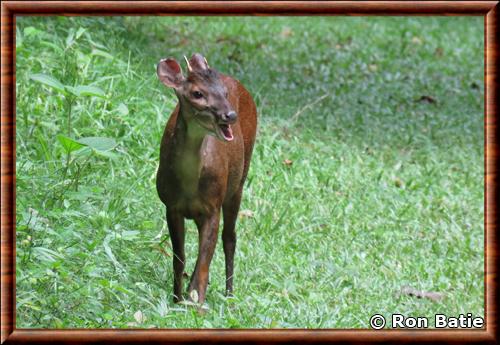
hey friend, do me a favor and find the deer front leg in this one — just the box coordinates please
[166,209,185,303]
[188,211,220,305]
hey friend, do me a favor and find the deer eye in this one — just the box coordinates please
[192,91,203,99]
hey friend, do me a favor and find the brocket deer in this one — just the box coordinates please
[156,53,257,305]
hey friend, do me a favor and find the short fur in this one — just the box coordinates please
[156,54,257,305]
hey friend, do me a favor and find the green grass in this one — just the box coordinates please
[15,16,484,328]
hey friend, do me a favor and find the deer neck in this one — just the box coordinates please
[171,104,208,191]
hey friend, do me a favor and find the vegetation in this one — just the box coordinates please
[16,16,483,328]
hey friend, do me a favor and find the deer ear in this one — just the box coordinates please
[157,58,184,88]
[188,53,209,72]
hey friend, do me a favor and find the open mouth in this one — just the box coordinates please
[194,115,234,142]
[218,123,234,142]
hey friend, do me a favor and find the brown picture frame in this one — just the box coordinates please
[1,1,498,344]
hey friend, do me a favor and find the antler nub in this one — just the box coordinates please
[183,55,193,73]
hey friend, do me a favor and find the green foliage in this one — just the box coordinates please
[69,85,106,98]
[30,73,66,93]
[77,137,117,152]
[57,135,85,154]
[16,16,484,328]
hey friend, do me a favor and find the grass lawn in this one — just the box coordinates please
[15,16,484,328]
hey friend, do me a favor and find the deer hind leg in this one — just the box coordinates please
[222,190,243,296]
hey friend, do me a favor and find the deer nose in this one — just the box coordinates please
[222,111,237,124]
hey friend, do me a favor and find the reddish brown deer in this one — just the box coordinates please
[156,53,257,305]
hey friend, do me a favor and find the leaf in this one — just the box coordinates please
[75,27,86,40]
[73,146,93,158]
[393,177,404,188]
[77,137,117,152]
[239,210,254,218]
[30,73,66,93]
[280,26,293,39]
[23,26,42,37]
[40,41,64,53]
[189,290,199,303]
[103,235,123,272]
[32,247,64,262]
[16,26,23,48]
[25,304,42,312]
[91,49,115,60]
[435,47,444,57]
[400,286,445,302]
[133,310,145,324]
[86,37,107,50]
[57,134,86,154]
[93,150,118,159]
[119,230,140,240]
[72,85,106,98]
[203,320,214,328]
[117,103,129,116]
[411,36,423,45]
[65,29,75,48]
[416,95,437,104]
